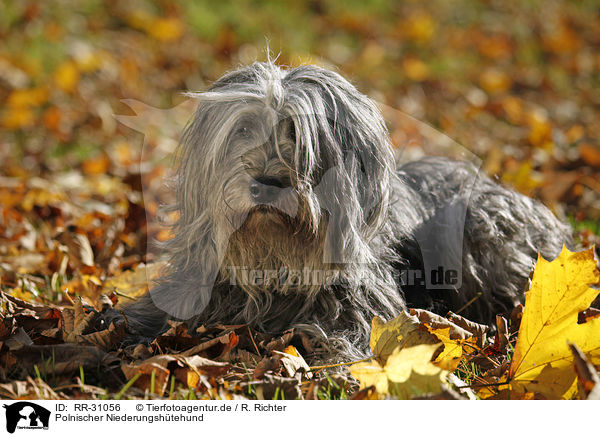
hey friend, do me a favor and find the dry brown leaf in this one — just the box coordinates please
[579,144,600,169]
[14,344,117,376]
[253,356,282,379]
[0,376,63,400]
[248,374,302,400]
[570,343,600,398]
[103,262,165,300]
[77,321,126,351]
[62,299,96,343]
[408,308,479,370]
[274,345,312,378]
[121,361,170,395]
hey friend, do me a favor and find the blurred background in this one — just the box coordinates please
[0,0,598,300]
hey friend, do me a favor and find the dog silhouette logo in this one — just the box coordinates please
[3,402,50,433]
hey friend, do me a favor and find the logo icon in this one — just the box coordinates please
[3,402,50,433]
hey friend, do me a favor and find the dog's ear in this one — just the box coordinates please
[328,83,393,235]
[284,65,394,265]
[314,153,372,265]
[285,65,394,229]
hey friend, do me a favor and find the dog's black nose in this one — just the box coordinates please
[249,178,284,203]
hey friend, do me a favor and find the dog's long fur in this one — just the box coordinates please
[113,62,572,361]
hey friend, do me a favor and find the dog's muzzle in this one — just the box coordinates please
[249,177,285,204]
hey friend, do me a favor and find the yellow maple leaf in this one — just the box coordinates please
[508,246,600,399]
[410,309,482,370]
[350,344,447,399]
[386,344,444,381]
[430,327,473,371]
[351,311,450,398]
[369,312,438,365]
[349,361,389,394]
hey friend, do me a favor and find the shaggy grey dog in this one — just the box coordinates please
[111,62,572,361]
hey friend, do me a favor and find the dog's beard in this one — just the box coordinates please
[221,203,331,297]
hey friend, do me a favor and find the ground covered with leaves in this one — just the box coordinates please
[0,0,599,400]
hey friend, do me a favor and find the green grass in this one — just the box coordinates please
[453,361,483,387]
[315,373,348,400]
[569,216,600,236]
[114,373,141,400]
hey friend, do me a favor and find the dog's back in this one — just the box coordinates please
[394,156,573,323]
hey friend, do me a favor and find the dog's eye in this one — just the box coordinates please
[235,126,250,138]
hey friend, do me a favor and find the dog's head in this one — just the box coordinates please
[154,62,397,319]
